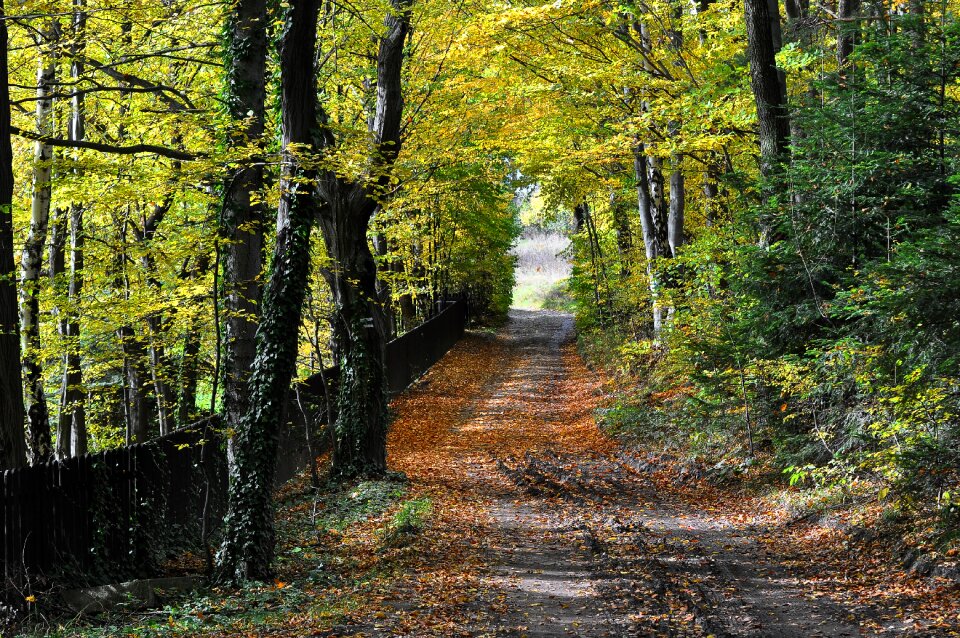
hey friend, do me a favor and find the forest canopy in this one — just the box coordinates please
[0,0,957,586]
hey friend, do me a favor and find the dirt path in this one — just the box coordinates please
[336,310,911,637]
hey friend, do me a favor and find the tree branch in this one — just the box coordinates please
[10,126,199,160]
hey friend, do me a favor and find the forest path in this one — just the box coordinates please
[333,310,882,637]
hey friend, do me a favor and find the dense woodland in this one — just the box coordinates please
[0,0,957,610]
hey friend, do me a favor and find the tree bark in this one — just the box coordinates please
[837,0,861,69]
[634,145,667,332]
[59,0,87,457]
[50,209,68,457]
[322,0,411,480]
[744,0,790,174]
[20,20,59,463]
[668,165,685,258]
[61,201,86,456]
[0,0,27,469]
[216,0,321,583]
[220,0,268,442]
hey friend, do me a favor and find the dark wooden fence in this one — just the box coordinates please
[1,300,467,592]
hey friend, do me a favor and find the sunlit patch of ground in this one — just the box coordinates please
[511,229,573,311]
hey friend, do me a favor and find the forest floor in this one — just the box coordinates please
[35,310,960,637]
[316,309,960,637]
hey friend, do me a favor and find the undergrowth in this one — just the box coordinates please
[16,469,433,638]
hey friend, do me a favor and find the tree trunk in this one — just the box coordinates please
[61,201,86,456]
[59,1,87,457]
[322,0,411,480]
[634,145,666,332]
[668,165,685,258]
[744,0,790,174]
[216,0,320,583]
[320,189,390,479]
[0,0,27,469]
[50,209,68,458]
[121,326,154,443]
[220,0,268,440]
[837,0,861,69]
[20,21,59,463]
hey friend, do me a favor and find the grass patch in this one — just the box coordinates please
[380,496,433,548]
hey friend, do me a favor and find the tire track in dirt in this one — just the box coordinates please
[347,310,875,637]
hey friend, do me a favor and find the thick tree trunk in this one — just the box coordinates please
[0,0,27,469]
[744,0,790,174]
[216,0,320,583]
[220,0,267,440]
[20,22,59,463]
[320,189,389,478]
[323,0,411,480]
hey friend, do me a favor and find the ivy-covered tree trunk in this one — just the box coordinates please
[0,0,27,470]
[216,0,320,583]
[320,0,411,480]
[220,0,267,439]
[20,20,59,463]
[319,202,390,478]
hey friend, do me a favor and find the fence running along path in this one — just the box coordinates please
[0,301,467,593]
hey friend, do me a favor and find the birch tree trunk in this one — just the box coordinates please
[0,0,27,469]
[633,145,667,333]
[20,21,59,463]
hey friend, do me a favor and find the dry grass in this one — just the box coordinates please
[511,229,571,309]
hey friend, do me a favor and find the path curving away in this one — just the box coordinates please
[329,310,891,637]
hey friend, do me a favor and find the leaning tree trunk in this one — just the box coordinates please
[216,0,320,583]
[220,0,268,440]
[0,0,27,469]
[20,21,59,463]
[323,0,411,480]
